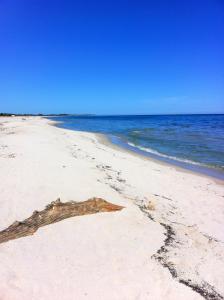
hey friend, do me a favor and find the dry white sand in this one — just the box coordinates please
[0,116,223,300]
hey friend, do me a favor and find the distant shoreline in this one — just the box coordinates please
[1,113,224,117]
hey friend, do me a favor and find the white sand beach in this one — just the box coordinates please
[0,116,223,300]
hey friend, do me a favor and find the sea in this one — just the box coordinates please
[49,114,224,180]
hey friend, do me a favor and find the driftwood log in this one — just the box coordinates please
[0,197,124,245]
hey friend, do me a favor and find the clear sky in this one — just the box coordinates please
[0,0,223,115]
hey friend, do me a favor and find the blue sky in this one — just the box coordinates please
[0,0,223,114]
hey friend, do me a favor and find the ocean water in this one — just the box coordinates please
[50,115,224,179]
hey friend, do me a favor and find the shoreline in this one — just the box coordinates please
[0,116,224,300]
[98,133,224,184]
[51,118,224,183]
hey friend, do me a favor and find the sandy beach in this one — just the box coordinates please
[0,116,223,300]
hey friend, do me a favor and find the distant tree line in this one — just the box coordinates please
[0,113,71,117]
[0,113,94,117]
[0,113,15,116]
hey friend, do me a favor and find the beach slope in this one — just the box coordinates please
[0,116,223,300]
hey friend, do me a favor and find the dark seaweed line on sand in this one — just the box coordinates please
[139,205,224,300]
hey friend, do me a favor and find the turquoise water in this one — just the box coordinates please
[50,115,224,179]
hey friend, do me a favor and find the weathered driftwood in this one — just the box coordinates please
[0,198,124,245]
